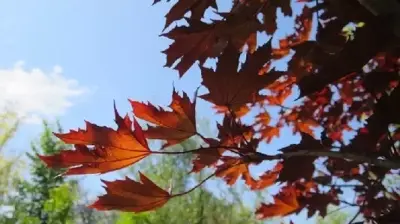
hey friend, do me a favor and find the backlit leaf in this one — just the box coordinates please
[130,89,197,148]
[39,103,151,175]
[89,172,171,212]
[256,186,299,219]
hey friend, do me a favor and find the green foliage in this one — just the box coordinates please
[0,110,19,151]
[0,110,23,207]
[43,183,79,224]
[116,212,152,224]
[5,120,78,224]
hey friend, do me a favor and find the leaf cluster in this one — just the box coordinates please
[40,0,400,223]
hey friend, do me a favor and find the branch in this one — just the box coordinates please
[256,150,400,170]
[155,146,400,169]
[171,171,216,197]
[106,141,399,169]
[348,208,361,224]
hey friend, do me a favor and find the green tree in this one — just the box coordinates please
[0,110,23,219]
[0,110,19,151]
[74,191,120,224]
[116,137,261,224]
[7,121,78,224]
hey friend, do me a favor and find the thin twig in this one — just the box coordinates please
[171,172,216,197]
[348,208,361,224]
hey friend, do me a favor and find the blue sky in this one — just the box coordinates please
[0,1,358,223]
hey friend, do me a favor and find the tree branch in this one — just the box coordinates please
[256,150,400,170]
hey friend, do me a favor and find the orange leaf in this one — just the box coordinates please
[89,172,171,212]
[260,126,280,143]
[271,6,312,60]
[245,32,257,53]
[39,103,151,175]
[340,81,354,105]
[130,89,197,148]
[272,39,291,59]
[191,138,225,173]
[256,186,299,219]
[265,88,293,106]
[217,114,254,147]
[290,6,313,44]
[251,163,283,190]
[255,112,271,126]
[293,118,319,137]
[213,104,250,118]
[215,156,256,186]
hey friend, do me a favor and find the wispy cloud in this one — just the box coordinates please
[0,61,88,124]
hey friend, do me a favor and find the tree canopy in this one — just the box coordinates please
[40,0,400,223]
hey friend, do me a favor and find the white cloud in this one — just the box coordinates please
[0,61,88,124]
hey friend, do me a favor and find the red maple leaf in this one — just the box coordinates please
[39,104,150,175]
[251,163,283,190]
[130,89,197,148]
[256,186,300,219]
[164,0,217,29]
[89,172,171,212]
[215,156,257,186]
[200,42,283,114]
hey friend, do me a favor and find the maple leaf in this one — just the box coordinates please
[343,86,400,156]
[265,88,293,106]
[164,0,217,29]
[325,158,361,180]
[284,108,320,137]
[38,0,400,220]
[161,19,224,77]
[297,15,394,98]
[255,112,271,126]
[217,114,254,147]
[200,41,283,114]
[260,126,280,143]
[255,112,280,143]
[39,103,151,175]
[293,119,319,137]
[89,172,171,212]
[213,104,251,118]
[270,6,313,61]
[191,138,225,172]
[256,186,299,219]
[215,156,256,186]
[300,191,339,218]
[251,163,283,190]
[258,0,291,34]
[278,133,325,182]
[289,6,313,45]
[271,39,291,60]
[130,89,197,148]
[162,16,260,76]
